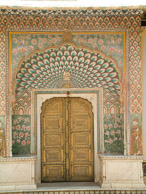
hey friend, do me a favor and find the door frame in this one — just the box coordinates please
[31,88,103,184]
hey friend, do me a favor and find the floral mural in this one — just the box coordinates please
[12,115,31,154]
[11,34,63,71]
[72,34,124,69]
[104,114,124,154]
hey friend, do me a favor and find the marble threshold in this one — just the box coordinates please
[1,182,146,193]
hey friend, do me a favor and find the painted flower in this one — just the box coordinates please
[12,49,17,55]
[19,132,24,138]
[98,39,104,45]
[24,118,29,123]
[88,38,93,44]
[27,34,31,39]
[22,125,26,131]
[42,38,47,43]
[114,123,118,128]
[12,126,15,130]
[13,131,18,136]
[105,116,109,121]
[18,47,27,53]
[105,131,109,135]
[109,138,113,144]
[27,140,30,144]
[117,130,121,134]
[52,38,57,44]
[48,39,51,44]
[79,38,84,44]
[12,140,15,144]
[16,125,21,130]
[25,132,29,137]
[94,38,97,42]
[114,137,118,141]
[26,126,30,131]
[118,49,123,54]
[73,37,77,42]
[38,42,43,49]
[108,47,117,53]
[110,130,115,136]
[31,39,37,45]
[116,118,120,122]
[13,38,18,44]
[22,140,26,146]
[92,43,97,49]
[17,139,20,143]
[48,34,53,38]
[104,124,108,129]
[117,38,122,44]
[29,45,34,50]
[57,37,62,42]
[21,39,25,45]
[108,124,112,129]
[18,116,23,121]
[101,45,106,50]
[38,37,42,42]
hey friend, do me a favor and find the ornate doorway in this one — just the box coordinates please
[41,97,94,182]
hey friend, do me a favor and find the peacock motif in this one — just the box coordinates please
[15,44,120,95]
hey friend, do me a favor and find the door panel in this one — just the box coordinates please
[41,97,94,182]
[70,165,93,181]
[69,98,94,182]
[41,98,66,182]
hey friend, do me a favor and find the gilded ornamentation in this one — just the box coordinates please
[62,31,72,42]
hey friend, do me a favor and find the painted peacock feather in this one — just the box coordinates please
[16,44,120,95]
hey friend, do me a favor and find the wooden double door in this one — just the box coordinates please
[41,97,94,182]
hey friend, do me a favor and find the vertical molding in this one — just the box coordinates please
[141,27,146,160]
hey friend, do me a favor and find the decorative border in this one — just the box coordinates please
[0,7,143,16]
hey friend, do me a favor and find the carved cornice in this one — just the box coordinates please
[0,156,36,162]
[99,154,144,160]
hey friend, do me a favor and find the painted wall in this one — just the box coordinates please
[11,35,123,154]
[0,8,143,157]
